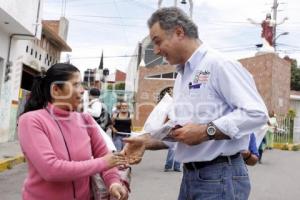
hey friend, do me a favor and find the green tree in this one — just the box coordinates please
[115,82,125,90]
[290,59,300,91]
[107,84,113,90]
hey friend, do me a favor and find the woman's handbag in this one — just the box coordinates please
[90,173,110,200]
[83,114,131,200]
[90,167,131,200]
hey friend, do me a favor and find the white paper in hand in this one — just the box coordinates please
[142,93,176,141]
[151,120,177,142]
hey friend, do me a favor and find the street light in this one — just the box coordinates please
[273,32,289,47]
[255,32,289,50]
[181,0,187,4]
[274,32,289,42]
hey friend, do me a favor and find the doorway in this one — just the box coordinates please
[17,65,39,116]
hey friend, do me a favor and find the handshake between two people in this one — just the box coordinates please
[104,122,212,167]
[98,136,147,200]
[102,135,147,167]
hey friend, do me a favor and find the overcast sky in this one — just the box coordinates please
[43,0,300,73]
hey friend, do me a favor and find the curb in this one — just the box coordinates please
[0,154,26,172]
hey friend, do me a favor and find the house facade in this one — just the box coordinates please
[0,0,43,143]
[0,1,72,143]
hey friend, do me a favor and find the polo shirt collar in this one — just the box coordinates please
[176,43,208,74]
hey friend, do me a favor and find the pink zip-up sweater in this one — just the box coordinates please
[18,103,121,200]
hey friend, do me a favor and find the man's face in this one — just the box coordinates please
[120,103,128,113]
[150,22,183,65]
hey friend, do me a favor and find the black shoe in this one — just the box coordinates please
[174,168,182,172]
[164,168,172,172]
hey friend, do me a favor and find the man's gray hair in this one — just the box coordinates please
[147,7,198,39]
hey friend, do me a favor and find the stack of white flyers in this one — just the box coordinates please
[142,93,176,142]
[150,120,177,142]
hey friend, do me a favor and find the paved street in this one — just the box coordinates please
[1,149,300,200]
[131,149,300,200]
[0,162,26,200]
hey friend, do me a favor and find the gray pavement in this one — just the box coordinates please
[248,149,300,200]
[0,162,26,200]
[0,141,21,159]
[130,149,300,200]
[0,148,300,199]
[130,150,182,200]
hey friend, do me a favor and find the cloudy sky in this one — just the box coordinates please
[43,0,300,73]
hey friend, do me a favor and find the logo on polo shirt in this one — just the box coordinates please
[193,70,210,84]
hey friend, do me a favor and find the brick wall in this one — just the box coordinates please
[115,70,126,82]
[240,53,291,115]
[134,65,175,127]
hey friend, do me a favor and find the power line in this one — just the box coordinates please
[57,0,133,8]
[70,14,146,21]
[112,0,130,45]
[69,18,146,27]
[131,0,156,11]
[215,44,258,50]
[70,55,138,60]
[219,47,257,52]
[61,0,67,17]
[276,43,300,49]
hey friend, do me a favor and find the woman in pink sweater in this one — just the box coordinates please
[18,63,128,200]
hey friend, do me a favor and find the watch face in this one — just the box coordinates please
[207,126,216,136]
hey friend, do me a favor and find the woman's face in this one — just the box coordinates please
[120,103,128,113]
[51,72,84,111]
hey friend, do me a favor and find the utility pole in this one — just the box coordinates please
[136,42,142,70]
[272,0,278,48]
[157,0,193,18]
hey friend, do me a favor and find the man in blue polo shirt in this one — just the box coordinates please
[124,7,268,200]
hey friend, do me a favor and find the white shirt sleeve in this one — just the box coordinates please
[211,59,268,139]
[87,100,102,118]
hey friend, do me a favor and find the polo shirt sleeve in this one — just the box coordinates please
[211,59,268,139]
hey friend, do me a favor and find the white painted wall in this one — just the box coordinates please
[0,0,42,35]
[10,37,61,101]
[125,36,151,92]
[0,0,43,143]
[0,30,9,86]
[0,30,9,107]
[0,23,11,143]
[125,44,138,92]
[0,30,9,57]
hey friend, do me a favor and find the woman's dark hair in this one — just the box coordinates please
[23,63,80,113]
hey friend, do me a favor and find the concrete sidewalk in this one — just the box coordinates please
[0,141,25,172]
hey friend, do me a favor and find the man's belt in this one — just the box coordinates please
[184,153,241,171]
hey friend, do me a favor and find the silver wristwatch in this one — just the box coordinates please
[206,122,217,140]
